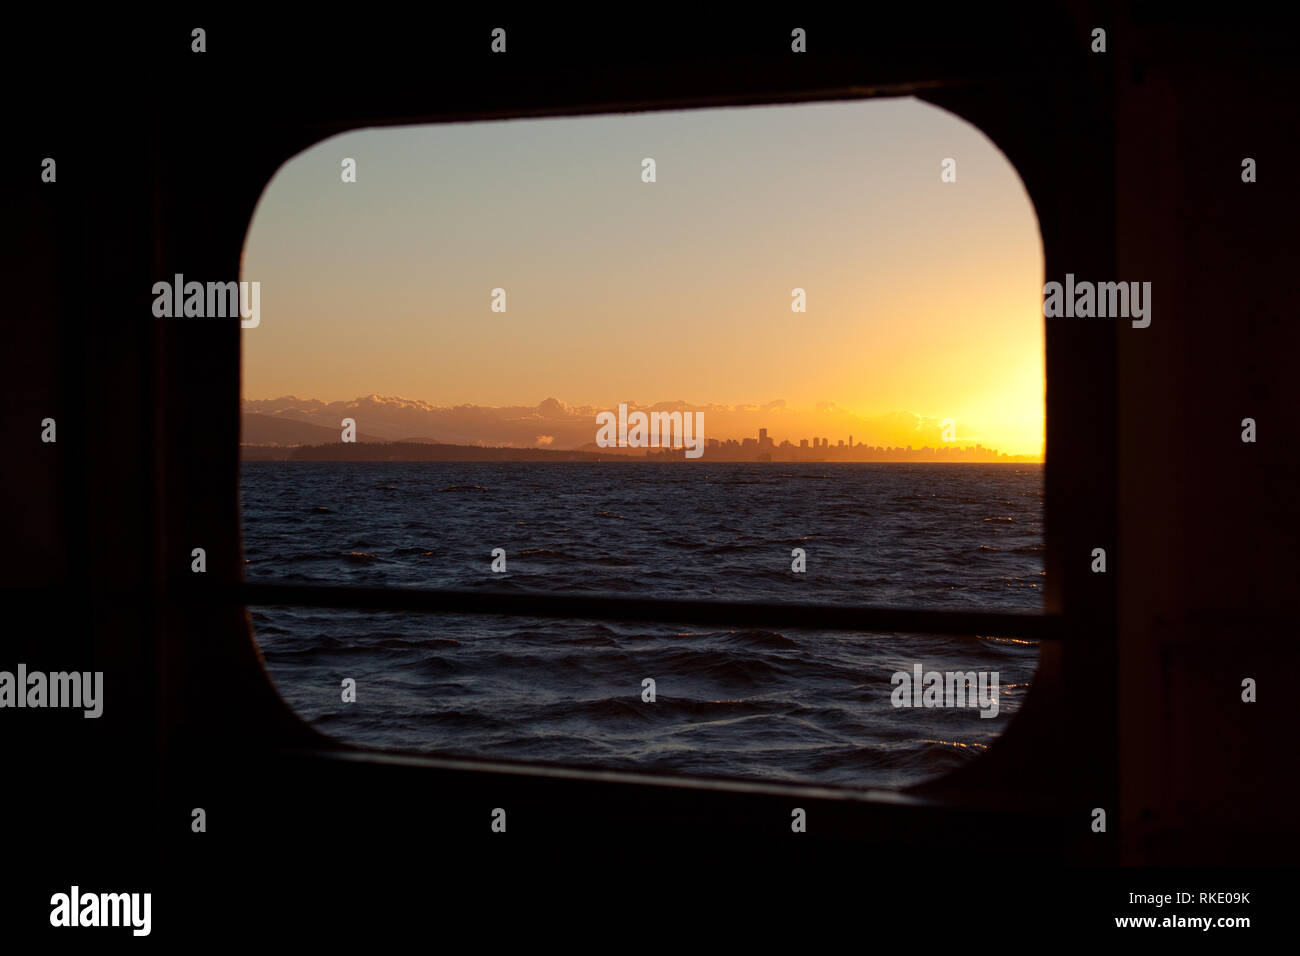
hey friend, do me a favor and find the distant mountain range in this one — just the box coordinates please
[242,412,389,446]
[242,394,577,447]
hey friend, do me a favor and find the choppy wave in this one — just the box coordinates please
[244,460,1043,788]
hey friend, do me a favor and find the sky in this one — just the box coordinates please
[241,96,1045,457]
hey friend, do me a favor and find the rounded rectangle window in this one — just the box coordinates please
[240,96,1045,789]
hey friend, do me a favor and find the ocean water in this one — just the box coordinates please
[241,461,1043,788]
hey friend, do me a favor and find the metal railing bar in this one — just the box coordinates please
[224,580,1064,641]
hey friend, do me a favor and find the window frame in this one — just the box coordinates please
[153,54,1117,851]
